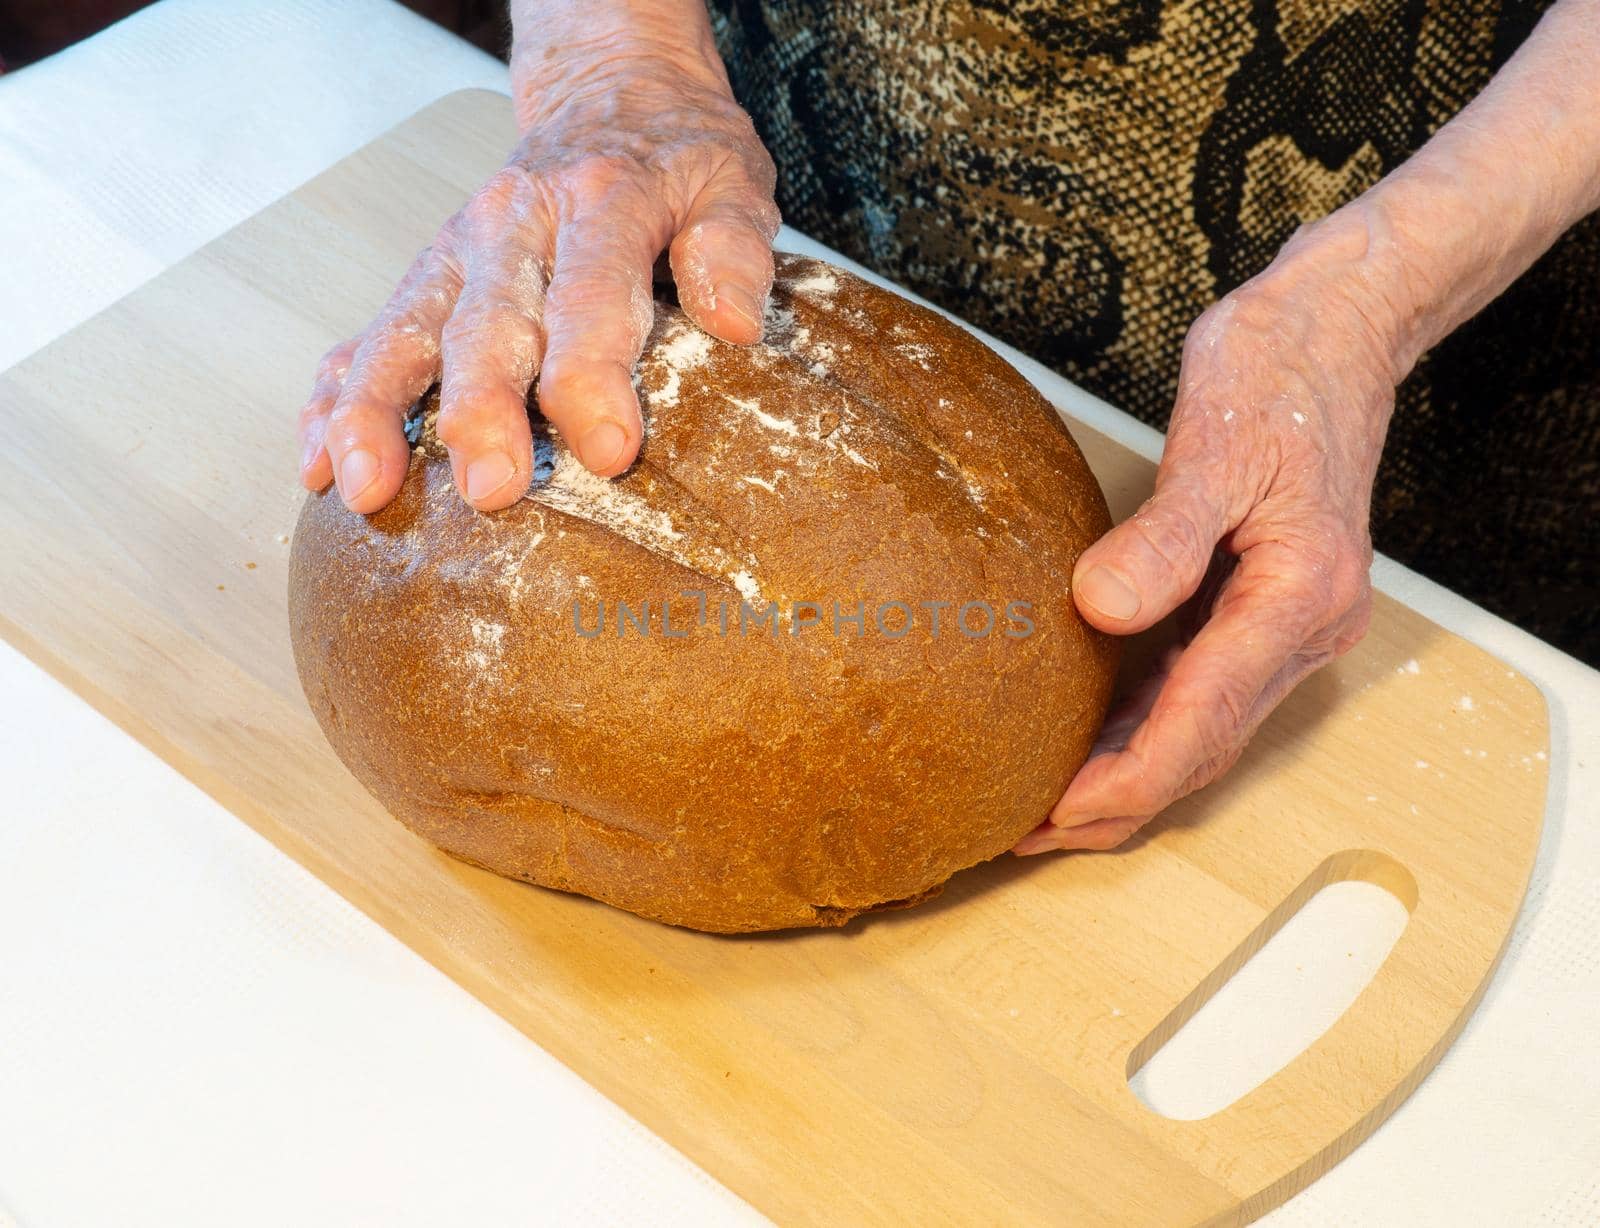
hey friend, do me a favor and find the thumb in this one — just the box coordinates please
[1073,475,1227,634]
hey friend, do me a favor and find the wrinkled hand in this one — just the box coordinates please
[296,26,779,512]
[1017,215,1403,854]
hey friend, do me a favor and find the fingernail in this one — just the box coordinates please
[717,284,764,334]
[578,420,629,472]
[299,441,321,473]
[465,451,518,503]
[1078,566,1141,622]
[338,449,380,502]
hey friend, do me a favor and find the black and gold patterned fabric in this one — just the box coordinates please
[710,0,1600,663]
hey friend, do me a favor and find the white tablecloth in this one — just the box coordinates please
[1,3,1595,1224]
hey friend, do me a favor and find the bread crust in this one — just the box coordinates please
[289,255,1118,932]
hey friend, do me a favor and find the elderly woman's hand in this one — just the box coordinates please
[1017,0,1600,854]
[1016,213,1400,854]
[296,2,779,512]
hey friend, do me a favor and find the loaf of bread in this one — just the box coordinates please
[289,254,1118,932]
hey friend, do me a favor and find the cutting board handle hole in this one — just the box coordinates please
[1126,849,1415,1121]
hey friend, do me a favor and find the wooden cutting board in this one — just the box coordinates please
[0,90,1548,1226]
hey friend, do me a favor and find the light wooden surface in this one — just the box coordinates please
[0,91,1549,1226]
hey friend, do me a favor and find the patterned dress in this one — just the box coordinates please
[710,0,1599,663]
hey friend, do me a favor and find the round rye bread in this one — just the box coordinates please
[289,254,1119,932]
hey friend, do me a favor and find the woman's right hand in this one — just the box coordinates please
[296,3,780,513]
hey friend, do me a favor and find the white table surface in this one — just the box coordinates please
[1,2,1595,1224]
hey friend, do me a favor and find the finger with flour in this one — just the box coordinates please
[669,158,781,345]
[437,173,552,511]
[536,184,666,477]
[296,337,359,493]
[1017,535,1372,855]
[318,239,465,513]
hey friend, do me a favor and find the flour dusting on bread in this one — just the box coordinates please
[533,448,683,546]
[639,318,712,409]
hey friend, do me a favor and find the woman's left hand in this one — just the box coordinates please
[1016,211,1404,854]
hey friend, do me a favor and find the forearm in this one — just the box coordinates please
[1271,0,1600,378]
[507,0,728,130]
